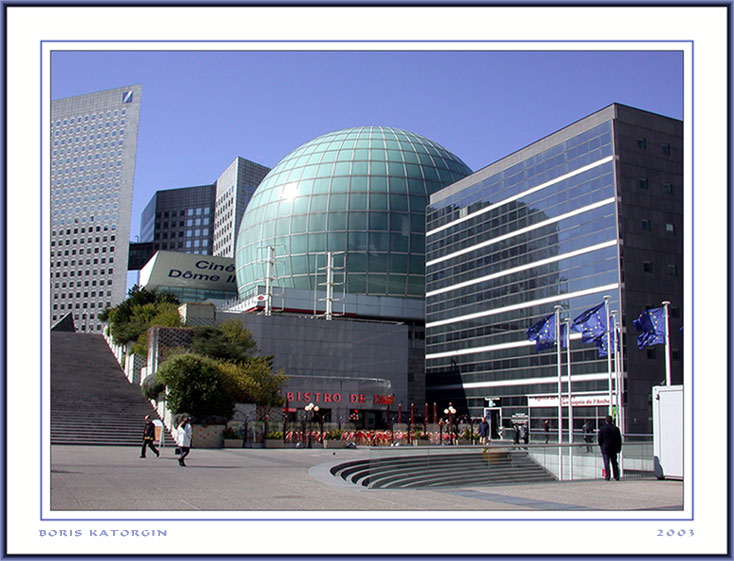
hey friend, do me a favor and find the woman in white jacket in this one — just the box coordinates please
[176,416,193,467]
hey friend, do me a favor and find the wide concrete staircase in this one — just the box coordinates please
[51,332,171,447]
[331,448,556,488]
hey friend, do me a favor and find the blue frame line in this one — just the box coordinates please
[40,39,693,524]
[39,40,45,521]
[689,38,694,522]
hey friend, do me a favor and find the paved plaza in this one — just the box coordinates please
[50,445,683,512]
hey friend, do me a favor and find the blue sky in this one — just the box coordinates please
[51,50,683,240]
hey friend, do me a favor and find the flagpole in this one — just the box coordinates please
[603,295,613,416]
[612,310,621,421]
[617,311,626,436]
[612,310,624,479]
[564,317,573,481]
[554,304,563,481]
[662,301,672,386]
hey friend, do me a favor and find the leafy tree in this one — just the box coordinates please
[217,361,260,404]
[156,354,235,419]
[102,285,182,346]
[190,320,258,363]
[129,303,184,356]
[218,357,287,407]
[141,373,166,400]
[245,356,288,407]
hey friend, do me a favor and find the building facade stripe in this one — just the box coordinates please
[426,197,616,267]
[426,332,584,360]
[425,283,619,329]
[430,372,612,391]
[426,239,617,298]
[426,155,614,238]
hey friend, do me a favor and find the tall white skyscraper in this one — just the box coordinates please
[50,85,142,332]
[212,157,270,257]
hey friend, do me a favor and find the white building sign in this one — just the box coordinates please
[527,394,611,408]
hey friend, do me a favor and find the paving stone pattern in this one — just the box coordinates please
[50,446,684,512]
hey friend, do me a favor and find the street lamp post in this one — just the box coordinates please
[444,404,456,445]
[304,402,319,449]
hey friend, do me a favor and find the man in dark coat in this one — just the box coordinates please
[141,415,160,458]
[478,418,489,445]
[597,415,622,480]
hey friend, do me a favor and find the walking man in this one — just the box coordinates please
[597,415,622,480]
[177,416,193,467]
[140,415,160,458]
[478,418,489,445]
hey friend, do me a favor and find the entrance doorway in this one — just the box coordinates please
[483,407,502,439]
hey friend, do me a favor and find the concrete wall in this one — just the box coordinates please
[219,312,410,408]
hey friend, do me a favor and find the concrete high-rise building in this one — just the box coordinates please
[213,157,270,257]
[425,104,683,435]
[50,85,142,333]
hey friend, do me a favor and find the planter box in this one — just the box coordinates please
[223,439,242,448]
[264,439,284,449]
[323,440,345,449]
[415,440,432,446]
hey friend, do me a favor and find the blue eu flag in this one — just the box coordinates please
[632,307,666,349]
[596,322,618,357]
[571,302,608,343]
[527,313,567,351]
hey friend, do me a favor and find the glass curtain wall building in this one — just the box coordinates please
[139,184,216,255]
[425,104,682,435]
[50,85,142,332]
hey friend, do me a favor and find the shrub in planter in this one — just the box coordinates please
[222,426,243,448]
[222,427,238,439]
[156,354,235,419]
[414,430,431,445]
[141,374,166,400]
[264,431,284,448]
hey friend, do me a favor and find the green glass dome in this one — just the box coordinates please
[235,126,471,299]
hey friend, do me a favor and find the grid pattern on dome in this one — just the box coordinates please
[235,126,471,299]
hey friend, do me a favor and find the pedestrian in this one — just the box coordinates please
[597,415,622,480]
[521,422,529,445]
[543,419,550,443]
[513,424,520,444]
[176,416,193,467]
[583,419,594,452]
[140,415,160,458]
[478,418,489,445]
